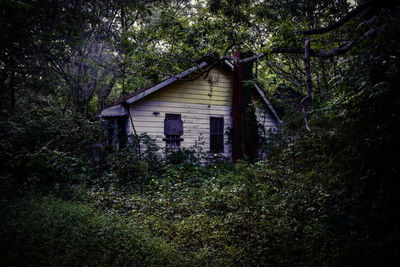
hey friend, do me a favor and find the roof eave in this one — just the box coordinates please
[126,61,208,105]
[100,104,128,117]
[253,83,282,125]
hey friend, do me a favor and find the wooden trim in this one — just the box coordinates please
[162,138,184,141]
[224,60,235,70]
[126,61,208,104]
[253,83,282,124]
[100,104,128,117]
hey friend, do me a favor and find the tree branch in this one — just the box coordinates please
[223,52,269,64]
[301,37,312,132]
[178,61,220,82]
[316,38,359,58]
[297,0,376,35]
[269,39,360,59]
[99,74,118,111]
[222,35,363,65]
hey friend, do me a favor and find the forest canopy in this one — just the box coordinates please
[1,0,399,265]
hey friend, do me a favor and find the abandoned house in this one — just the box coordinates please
[100,57,281,161]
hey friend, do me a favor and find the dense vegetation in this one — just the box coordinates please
[1,0,399,265]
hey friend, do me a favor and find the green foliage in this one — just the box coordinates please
[0,197,176,266]
[0,103,102,192]
[1,0,400,265]
[1,159,368,266]
[99,133,164,192]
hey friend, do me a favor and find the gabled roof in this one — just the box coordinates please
[253,83,282,124]
[126,61,208,105]
[100,103,128,117]
[101,59,281,124]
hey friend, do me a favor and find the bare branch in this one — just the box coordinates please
[223,52,269,64]
[269,40,360,59]
[316,38,360,58]
[179,61,220,82]
[222,34,363,66]
[265,60,303,88]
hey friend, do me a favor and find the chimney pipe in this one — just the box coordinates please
[232,50,243,162]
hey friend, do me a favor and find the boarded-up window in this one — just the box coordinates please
[210,117,224,153]
[163,114,183,150]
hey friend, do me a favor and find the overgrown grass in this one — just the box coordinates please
[2,158,399,266]
[0,196,179,266]
[1,107,399,266]
[1,161,345,266]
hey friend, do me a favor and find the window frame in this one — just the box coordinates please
[210,116,224,153]
[104,116,128,149]
[163,113,183,151]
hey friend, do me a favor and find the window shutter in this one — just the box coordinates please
[164,114,183,135]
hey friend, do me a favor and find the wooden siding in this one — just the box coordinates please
[129,100,232,158]
[255,107,278,135]
[252,89,279,138]
[123,65,279,159]
[255,107,279,156]
[145,67,233,106]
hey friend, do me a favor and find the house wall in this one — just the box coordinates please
[146,67,233,106]
[255,107,279,156]
[128,66,234,159]
[125,65,279,159]
[255,107,279,134]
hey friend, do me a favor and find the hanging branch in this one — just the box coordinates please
[301,37,312,132]
[178,60,220,82]
[126,103,141,157]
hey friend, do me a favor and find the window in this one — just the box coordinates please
[117,118,127,148]
[210,117,224,153]
[104,117,127,149]
[163,114,183,150]
[105,119,115,145]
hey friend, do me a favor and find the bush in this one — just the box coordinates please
[0,196,177,266]
[62,160,341,266]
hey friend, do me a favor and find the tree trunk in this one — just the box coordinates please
[232,50,243,162]
[98,75,117,112]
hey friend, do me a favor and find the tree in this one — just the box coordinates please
[0,0,164,117]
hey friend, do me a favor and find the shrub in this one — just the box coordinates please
[0,196,177,266]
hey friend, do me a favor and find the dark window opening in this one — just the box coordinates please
[104,117,128,149]
[163,114,183,151]
[105,120,115,145]
[210,117,224,153]
[117,118,127,148]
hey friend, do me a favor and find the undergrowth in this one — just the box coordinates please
[1,159,388,266]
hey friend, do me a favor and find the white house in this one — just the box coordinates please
[101,59,281,160]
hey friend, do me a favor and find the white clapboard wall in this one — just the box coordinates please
[129,100,233,158]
